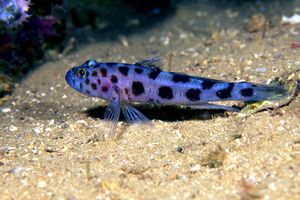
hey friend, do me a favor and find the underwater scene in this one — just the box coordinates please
[0,0,300,199]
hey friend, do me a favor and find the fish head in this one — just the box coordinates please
[65,59,102,97]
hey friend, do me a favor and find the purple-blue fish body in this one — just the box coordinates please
[65,58,286,137]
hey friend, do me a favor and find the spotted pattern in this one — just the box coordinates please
[85,78,90,85]
[102,86,108,92]
[86,90,90,94]
[91,71,97,77]
[97,79,101,85]
[216,83,234,99]
[132,81,145,96]
[110,75,118,83]
[186,88,201,101]
[148,67,161,79]
[124,88,129,95]
[100,68,107,77]
[202,79,216,90]
[79,82,83,90]
[172,74,190,83]
[91,83,97,90]
[240,88,254,97]
[158,86,173,99]
[134,68,143,74]
[119,66,129,76]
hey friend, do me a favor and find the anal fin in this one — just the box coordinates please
[121,105,151,124]
[189,103,240,112]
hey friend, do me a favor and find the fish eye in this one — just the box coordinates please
[77,68,87,78]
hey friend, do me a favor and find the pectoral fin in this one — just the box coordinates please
[103,86,121,138]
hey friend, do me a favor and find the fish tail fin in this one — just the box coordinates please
[240,83,287,102]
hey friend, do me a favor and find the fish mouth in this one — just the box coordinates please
[65,70,72,85]
[65,69,76,87]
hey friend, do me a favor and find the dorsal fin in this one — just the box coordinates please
[134,57,164,69]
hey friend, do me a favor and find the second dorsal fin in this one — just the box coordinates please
[134,57,164,69]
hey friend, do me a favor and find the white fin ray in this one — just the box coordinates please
[103,86,121,138]
[121,105,151,124]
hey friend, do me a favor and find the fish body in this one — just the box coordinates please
[65,58,286,137]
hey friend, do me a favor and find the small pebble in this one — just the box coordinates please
[160,36,170,46]
[45,128,52,132]
[33,127,42,134]
[48,119,54,126]
[118,35,129,47]
[268,182,277,191]
[2,108,11,113]
[176,146,184,153]
[9,125,18,132]
[255,67,266,72]
[38,180,47,188]
[190,164,201,173]
[77,120,87,125]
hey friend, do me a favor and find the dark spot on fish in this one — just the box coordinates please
[102,86,108,92]
[79,82,83,89]
[72,79,75,85]
[240,88,254,97]
[119,66,129,76]
[86,90,90,94]
[216,83,234,99]
[124,88,129,95]
[134,68,143,74]
[158,86,173,99]
[97,79,101,85]
[91,71,97,77]
[100,68,107,77]
[186,88,201,101]
[172,74,190,83]
[110,75,118,83]
[202,79,216,90]
[148,67,161,79]
[132,81,145,96]
[85,78,90,85]
[91,83,97,90]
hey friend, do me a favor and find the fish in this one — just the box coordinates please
[65,57,286,137]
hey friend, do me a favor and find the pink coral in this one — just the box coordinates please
[0,0,31,28]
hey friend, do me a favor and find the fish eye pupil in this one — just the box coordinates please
[77,68,86,78]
